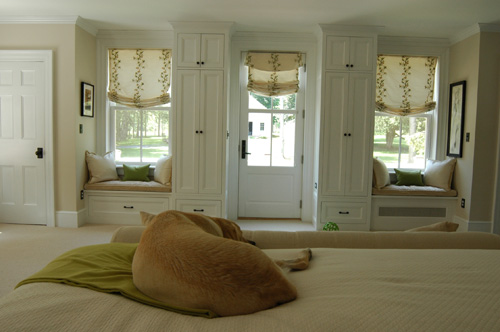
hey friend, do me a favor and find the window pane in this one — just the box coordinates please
[115,109,169,163]
[247,112,271,166]
[248,92,296,110]
[373,114,427,169]
[272,94,296,110]
[115,109,141,162]
[272,113,296,167]
[373,115,400,169]
[400,117,427,169]
[142,110,170,162]
[249,92,272,110]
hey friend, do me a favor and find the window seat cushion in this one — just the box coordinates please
[372,184,457,197]
[84,180,171,193]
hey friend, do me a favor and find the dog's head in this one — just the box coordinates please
[211,217,255,245]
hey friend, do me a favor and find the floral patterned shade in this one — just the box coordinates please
[108,49,172,108]
[245,52,303,97]
[376,55,438,116]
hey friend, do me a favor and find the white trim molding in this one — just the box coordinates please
[454,215,493,233]
[450,23,500,45]
[0,15,97,36]
[56,209,87,228]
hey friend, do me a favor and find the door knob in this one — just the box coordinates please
[35,147,43,159]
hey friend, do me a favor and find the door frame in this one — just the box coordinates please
[226,36,318,221]
[0,50,55,226]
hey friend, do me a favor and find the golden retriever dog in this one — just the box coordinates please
[132,210,312,317]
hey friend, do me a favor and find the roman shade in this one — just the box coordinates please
[376,55,438,116]
[108,49,172,108]
[245,52,304,97]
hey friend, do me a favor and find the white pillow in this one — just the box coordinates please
[154,155,172,185]
[424,158,457,190]
[85,151,119,184]
[373,158,390,189]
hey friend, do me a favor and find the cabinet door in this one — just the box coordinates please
[176,70,200,193]
[198,70,223,194]
[177,34,201,68]
[320,72,349,196]
[325,36,350,71]
[344,73,373,196]
[201,34,224,69]
[349,37,374,71]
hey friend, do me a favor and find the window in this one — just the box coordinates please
[374,55,439,169]
[107,48,172,165]
[374,112,430,169]
[109,102,170,164]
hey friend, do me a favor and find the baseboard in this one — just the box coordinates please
[55,209,87,228]
[453,216,493,233]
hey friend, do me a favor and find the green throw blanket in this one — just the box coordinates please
[16,243,217,318]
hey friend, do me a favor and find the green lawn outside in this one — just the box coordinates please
[116,136,169,160]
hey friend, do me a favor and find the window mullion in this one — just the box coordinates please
[398,118,402,168]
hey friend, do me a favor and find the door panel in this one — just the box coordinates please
[238,88,304,219]
[0,61,46,224]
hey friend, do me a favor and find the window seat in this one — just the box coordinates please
[372,185,457,197]
[84,180,171,193]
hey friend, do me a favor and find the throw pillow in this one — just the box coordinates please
[373,158,390,189]
[154,155,173,185]
[122,164,150,182]
[405,221,459,232]
[424,158,457,190]
[394,169,424,186]
[85,151,119,184]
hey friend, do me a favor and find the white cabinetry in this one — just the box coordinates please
[173,26,230,218]
[320,72,372,197]
[317,30,376,231]
[177,34,224,69]
[176,70,223,195]
[325,36,374,71]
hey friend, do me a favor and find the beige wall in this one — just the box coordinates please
[449,31,500,225]
[75,26,97,211]
[0,24,96,215]
[449,34,479,220]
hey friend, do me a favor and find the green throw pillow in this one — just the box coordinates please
[122,164,150,182]
[394,169,424,186]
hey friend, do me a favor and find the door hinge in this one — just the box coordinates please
[303,109,305,119]
[300,200,303,209]
[303,63,306,72]
[301,155,304,164]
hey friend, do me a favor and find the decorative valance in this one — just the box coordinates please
[376,55,438,116]
[108,49,172,108]
[245,52,304,97]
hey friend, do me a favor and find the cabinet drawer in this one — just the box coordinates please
[88,196,169,225]
[321,202,367,224]
[175,200,221,217]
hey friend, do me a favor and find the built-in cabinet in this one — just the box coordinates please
[173,29,230,218]
[316,31,376,231]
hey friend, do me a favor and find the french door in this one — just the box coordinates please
[238,85,304,219]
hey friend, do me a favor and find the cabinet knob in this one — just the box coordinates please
[348,133,351,136]
[201,61,205,65]
[196,61,200,65]
[344,133,347,136]
[345,64,349,68]
[350,64,354,68]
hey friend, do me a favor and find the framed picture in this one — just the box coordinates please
[81,82,94,117]
[447,80,466,157]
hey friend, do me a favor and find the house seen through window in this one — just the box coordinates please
[374,55,438,170]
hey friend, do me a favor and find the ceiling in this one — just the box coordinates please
[3,0,500,38]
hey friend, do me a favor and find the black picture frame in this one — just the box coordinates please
[447,80,466,157]
[81,82,94,117]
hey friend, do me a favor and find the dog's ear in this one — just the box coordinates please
[140,211,157,226]
[212,217,253,244]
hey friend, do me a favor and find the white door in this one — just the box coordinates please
[238,76,305,218]
[0,51,53,225]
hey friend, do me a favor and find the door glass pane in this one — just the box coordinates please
[273,94,296,110]
[272,113,296,167]
[249,92,272,110]
[115,109,141,162]
[248,92,297,110]
[247,112,271,166]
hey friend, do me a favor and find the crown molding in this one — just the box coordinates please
[450,23,500,45]
[0,16,98,36]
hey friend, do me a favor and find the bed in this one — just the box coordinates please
[1,228,500,331]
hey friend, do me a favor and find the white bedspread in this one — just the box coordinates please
[1,248,499,331]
